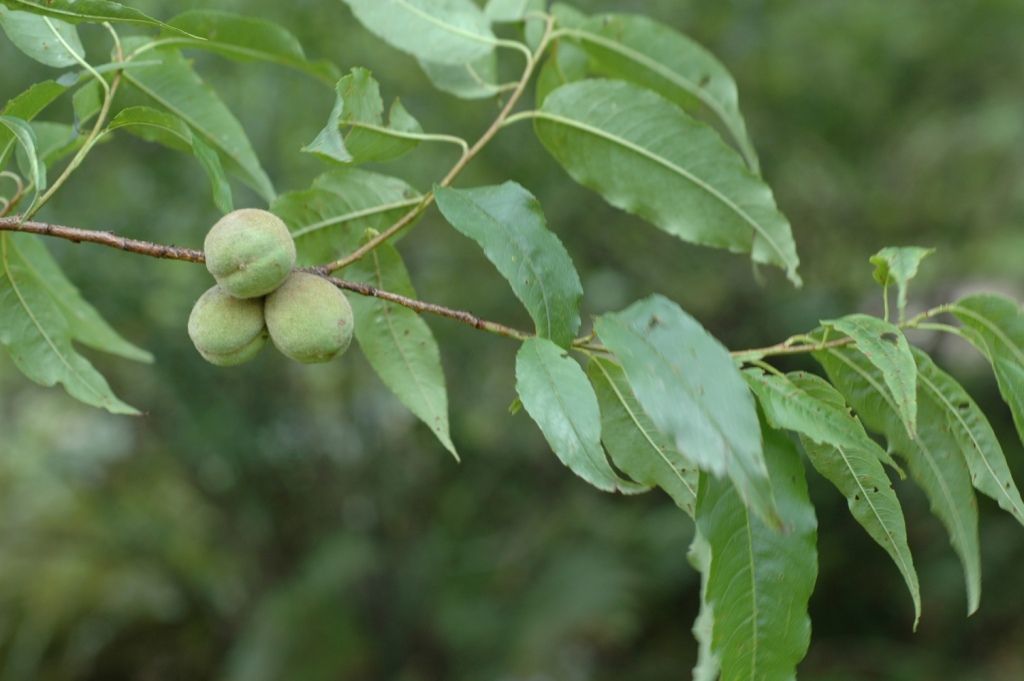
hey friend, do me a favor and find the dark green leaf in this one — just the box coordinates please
[0,7,83,68]
[535,80,801,285]
[0,80,65,168]
[434,182,583,347]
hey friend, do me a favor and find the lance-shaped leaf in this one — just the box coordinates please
[122,44,275,203]
[696,422,817,681]
[0,115,45,214]
[824,314,918,439]
[817,346,981,614]
[0,234,139,414]
[341,0,496,66]
[594,294,779,526]
[745,369,921,624]
[1,80,65,166]
[951,294,1024,447]
[346,242,457,460]
[688,530,720,681]
[0,7,83,68]
[304,68,424,165]
[419,53,502,100]
[587,356,697,515]
[515,337,633,492]
[271,169,422,265]
[435,182,583,347]
[556,12,759,172]
[535,80,801,286]
[106,106,233,212]
[31,121,85,167]
[913,348,1024,527]
[870,246,934,322]
[0,0,191,34]
[163,10,340,85]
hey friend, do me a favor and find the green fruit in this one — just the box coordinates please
[204,208,296,299]
[188,285,267,366]
[265,272,354,364]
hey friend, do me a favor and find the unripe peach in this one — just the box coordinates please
[265,273,354,364]
[204,208,296,299]
[188,285,267,366]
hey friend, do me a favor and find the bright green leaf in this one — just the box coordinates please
[0,7,84,68]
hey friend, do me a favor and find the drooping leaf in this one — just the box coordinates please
[0,115,45,214]
[594,294,779,526]
[0,7,84,68]
[121,44,275,203]
[515,336,633,492]
[163,10,340,85]
[435,182,583,347]
[824,313,918,438]
[587,356,697,515]
[913,348,1024,527]
[696,422,817,681]
[745,368,921,624]
[688,530,720,681]
[341,0,495,66]
[951,294,1024,447]
[304,68,424,165]
[557,12,760,172]
[419,53,502,100]
[1,81,66,167]
[106,106,233,212]
[0,233,139,414]
[535,80,801,285]
[870,246,934,322]
[271,169,422,265]
[346,242,458,460]
[817,345,981,614]
[0,0,190,34]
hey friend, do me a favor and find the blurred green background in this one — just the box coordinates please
[2,1,1023,679]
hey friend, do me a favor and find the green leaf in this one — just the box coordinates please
[0,7,83,68]
[817,345,981,614]
[870,246,934,322]
[696,421,817,681]
[594,294,779,527]
[824,314,918,439]
[0,115,45,214]
[951,294,1024,448]
[535,80,801,286]
[106,106,233,212]
[1,80,64,168]
[535,40,588,105]
[271,169,422,265]
[341,0,496,66]
[913,348,1024,527]
[0,0,191,35]
[587,356,697,515]
[745,369,921,624]
[484,0,543,22]
[558,12,760,172]
[434,182,583,347]
[515,336,633,492]
[347,242,458,460]
[163,10,340,85]
[419,53,502,99]
[122,45,275,203]
[688,530,720,681]
[304,68,423,165]
[0,234,139,414]
[72,79,102,126]
[30,121,91,169]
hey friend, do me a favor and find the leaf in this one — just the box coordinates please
[271,169,422,265]
[535,40,588,105]
[0,115,45,214]
[594,294,779,527]
[515,336,633,492]
[535,80,801,286]
[30,121,82,167]
[951,294,1024,448]
[304,68,423,165]
[163,10,340,85]
[824,313,918,439]
[0,7,84,68]
[587,356,697,515]
[434,182,583,347]
[687,531,720,681]
[341,0,496,66]
[696,421,817,681]
[72,79,102,126]
[346,242,458,460]
[913,348,1024,527]
[121,44,275,203]
[744,369,921,624]
[484,0,543,23]
[558,12,760,172]
[0,233,139,414]
[870,246,934,321]
[0,80,65,168]
[419,53,502,100]
[0,0,191,35]
[817,345,981,614]
[106,106,233,212]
